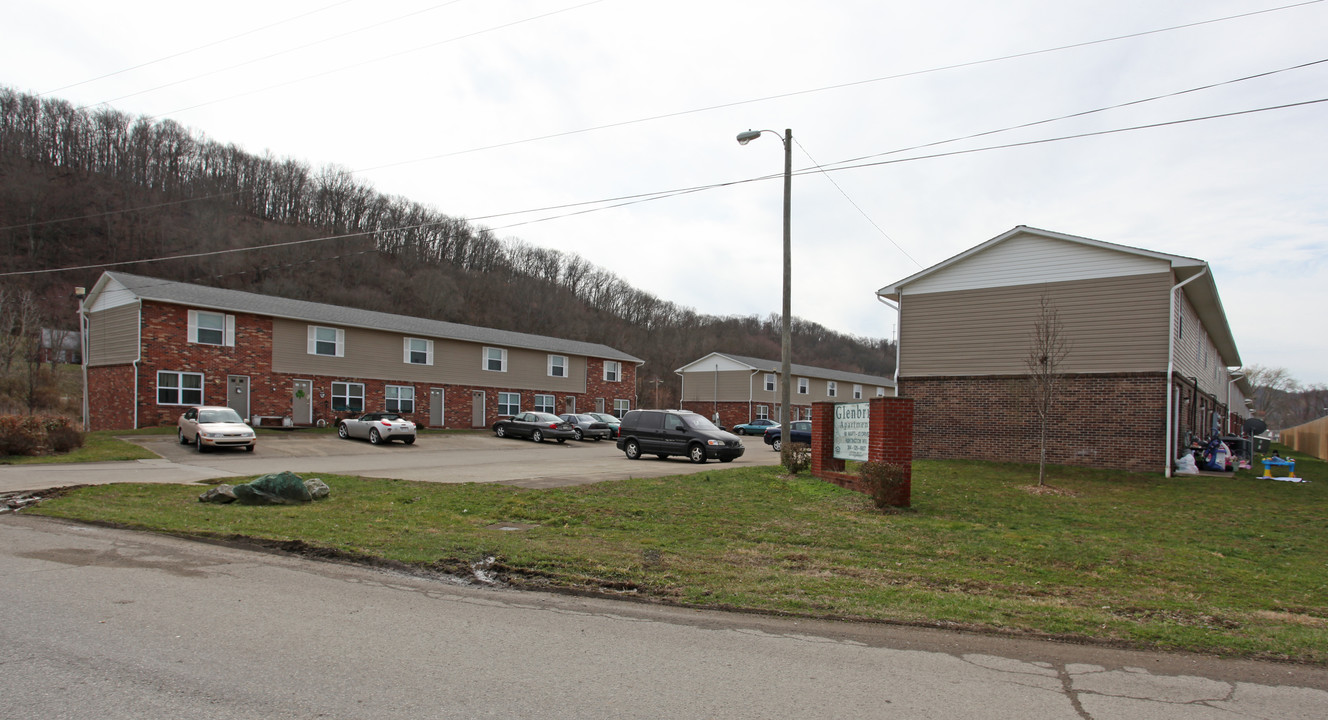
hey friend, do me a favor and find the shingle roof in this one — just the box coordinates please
[99,272,643,363]
[681,352,895,387]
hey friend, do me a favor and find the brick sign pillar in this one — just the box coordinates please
[810,397,914,505]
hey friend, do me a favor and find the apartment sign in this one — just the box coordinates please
[833,402,870,461]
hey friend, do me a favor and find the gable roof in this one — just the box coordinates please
[85,271,644,364]
[876,226,1241,367]
[676,352,895,387]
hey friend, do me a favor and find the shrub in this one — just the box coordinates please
[859,461,910,509]
[781,442,811,474]
[0,414,84,457]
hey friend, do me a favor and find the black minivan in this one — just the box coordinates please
[615,409,745,464]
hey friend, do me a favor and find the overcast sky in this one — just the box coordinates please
[4,0,1326,385]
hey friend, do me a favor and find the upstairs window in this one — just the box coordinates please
[764,373,776,392]
[188,310,234,346]
[548,355,568,378]
[484,347,507,372]
[404,337,433,365]
[604,361,621,382]
[876,387,887,397]
[308,326,344,357]
[797,378,809,395]
[853,384,863,399]
[826,381,837,398]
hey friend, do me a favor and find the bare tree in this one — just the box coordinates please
[1025,293,1070,486]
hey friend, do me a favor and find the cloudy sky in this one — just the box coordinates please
[4,0,1326,385]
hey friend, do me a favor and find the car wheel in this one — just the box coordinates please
[624,440,641,460]
[735,428,745,436]
[195,435,207,453]
[688,444,707,464]
[245,445,255,453]
[557,438,566,444]
[403,436,415,445]
[337,423,349,439]
[772,438,782,452]
[178,428,189,445]
[573,428,583,441]
[369,428,382,445]
[532,430,544,443]
[495,425,506,438]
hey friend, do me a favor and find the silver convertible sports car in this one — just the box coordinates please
[337,412,417,445]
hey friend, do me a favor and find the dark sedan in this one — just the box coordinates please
[731,418,778,436]
[493,412,576,443]
[559,413,612,441]
[763,420,812,452]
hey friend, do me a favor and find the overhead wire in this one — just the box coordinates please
[5,94,1324,279]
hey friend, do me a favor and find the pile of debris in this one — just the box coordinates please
[199,471,331,505]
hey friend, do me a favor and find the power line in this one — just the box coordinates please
[5,95,1323,279]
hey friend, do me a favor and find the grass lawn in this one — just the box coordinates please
[24,448,1328,663]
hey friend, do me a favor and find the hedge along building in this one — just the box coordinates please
[876,226,1252,475]
[675,352,895,430]
[80,272,643,431]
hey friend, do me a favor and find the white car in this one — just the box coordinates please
[177,406,257,452]
[337,412,417,445]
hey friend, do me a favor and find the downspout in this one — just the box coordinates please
[1164,268,1207,477]
[134,300,142,429]
[675,371,684,410]
[78,293,89,431]
[876,294,901,397]
[749,368,758,423]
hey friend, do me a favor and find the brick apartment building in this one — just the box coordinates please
[877,226,1252,475]
[80,272,642,431]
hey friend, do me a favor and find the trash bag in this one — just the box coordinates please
[231,471,313,505]
[1175,454,1199,475]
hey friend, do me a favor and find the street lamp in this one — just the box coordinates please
[737,128,793,468]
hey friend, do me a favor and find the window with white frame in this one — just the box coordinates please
[548,355,568,378]
[764,373,776,392]
[755,405,768,420]
[484,347,507,372]
[386,385,415,413]
[404,338,433,365]
[604,360,621,382]
[308,326,344,357]
[876,387,886,397]
[498,392,520,416]
[797,377,809,395]
[157,371,203,405]
[826,381,837,398]
[534,394,556,414]
[613,399,630,417]
[853,384,863,399]
[331,382,364,413]
[188,309,233,346]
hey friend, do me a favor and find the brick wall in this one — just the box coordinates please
[680,401,813,430]
[87,364,135,430]
[899,373,1167,473]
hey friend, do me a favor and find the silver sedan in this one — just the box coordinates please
[337,412,417,445]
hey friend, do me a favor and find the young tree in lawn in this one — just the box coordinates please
[1025,293,1070,486]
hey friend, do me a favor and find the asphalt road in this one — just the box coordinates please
[2,515,1325,719]
[0,430,782,494]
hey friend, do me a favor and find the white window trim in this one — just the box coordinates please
[876,387,887,397]
[157,370,204,405]
[534,394,556,414]
[331,381,365,413]
[548,354,568,378]
[403,337,434,366]
[604,360,621,383]
[497,391,520,416]
[827,381,837,398]
[308,326,345,357]
[187,309,235,346]
[484,347,508,373]
[797,377,809,395]
[764,373,776,392]
[613,398,630,417]
[386,385,415,413]
[853,384,863,399]
[755,405,768,420]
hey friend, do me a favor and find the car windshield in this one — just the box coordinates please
[681,415,720,431]
[198,408,244,424]
[591,413,618,422]
[572,415,596,422]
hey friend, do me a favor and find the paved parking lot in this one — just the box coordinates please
[0,430,781,494]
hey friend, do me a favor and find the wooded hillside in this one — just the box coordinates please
[0,87,893,408]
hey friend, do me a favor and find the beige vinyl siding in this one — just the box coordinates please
[1171,292,1229,398]
[899,272,1171,377]
[272,319,587,392]
[682,369,756,402]
[86,303,140,366]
